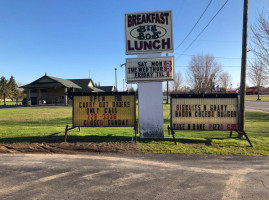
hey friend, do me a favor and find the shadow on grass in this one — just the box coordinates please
[179,138,212,145]
[0,132,233,146]
[0,135,213,145]
[136,137,212,145]
[0,135,135,144]
[0,117,72,127]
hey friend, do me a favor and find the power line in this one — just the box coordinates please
[175,0,213,51]
[176,0,230,59]
[179,53,241,60]
[173,53,256,60]
[193,39,241,43]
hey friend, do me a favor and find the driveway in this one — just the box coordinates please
[0,154,268,200]
[246,101,269,113]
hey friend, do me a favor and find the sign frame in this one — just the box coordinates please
[125,10,173,55]
[125,56,174,83]
[170,93,239,132]
[72,92,136,128]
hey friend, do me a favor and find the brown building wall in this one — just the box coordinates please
[29,88,67,104]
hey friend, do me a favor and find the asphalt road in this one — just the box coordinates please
[0,154,268,200]
[246,101,269,113]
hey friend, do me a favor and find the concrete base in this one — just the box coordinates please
[138,82,164,138]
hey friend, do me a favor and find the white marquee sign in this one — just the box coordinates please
[125,56,174,83]
[125,10,173,55]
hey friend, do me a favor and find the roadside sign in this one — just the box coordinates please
[72,92,136,127]
[125,10,173,55]
[170,94,238,131]
[125,56,174,83]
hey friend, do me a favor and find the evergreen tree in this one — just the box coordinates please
[7,76,19,101]
[0,76,8,105]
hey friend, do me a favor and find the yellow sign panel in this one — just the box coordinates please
[73,93,135,127]
[171,94,238,131]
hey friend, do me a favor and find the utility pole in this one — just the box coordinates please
[123,79,124,92]
[239,0,248,136]
[114,68,117,91]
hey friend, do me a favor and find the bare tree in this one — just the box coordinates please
[248,59,268,100]
[250,12,269,79]
[187,54,221,93]
[218,72,232,91]
[171,71,183,93]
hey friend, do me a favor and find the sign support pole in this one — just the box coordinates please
[138,53,164,138]
[124,11,173,139]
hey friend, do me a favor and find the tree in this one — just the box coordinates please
[250,12,269,79]
[128,85,135,92]
[248,60,268,100]
[7,76,19,101]
[0,76,8,105]
[171,72,183,93]
[218,72,232,91]
[187,54,221,93]
[17,82,27,100]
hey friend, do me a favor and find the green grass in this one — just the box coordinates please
[0,107,135,143]
[245,95,269,101]
[0,105,268,156]
[0,101,22,106]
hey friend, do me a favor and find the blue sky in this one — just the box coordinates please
[0,0,268,90]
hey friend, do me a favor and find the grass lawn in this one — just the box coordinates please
[0,101,22,106]
[0,105,268,156]
[245,95,269,101]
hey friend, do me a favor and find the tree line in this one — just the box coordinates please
[168,54,232,94]
[0,76,25,104]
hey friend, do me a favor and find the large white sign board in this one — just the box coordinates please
[125,56,174,83]
[125,10,173,55]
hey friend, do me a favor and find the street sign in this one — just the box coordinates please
[125,56,174,83]
[125,10,173,55]
[73,92,136,127]
[170,94,238,131]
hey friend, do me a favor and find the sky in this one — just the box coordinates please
[0,0,268,91]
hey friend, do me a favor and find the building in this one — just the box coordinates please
[20,74,115,106]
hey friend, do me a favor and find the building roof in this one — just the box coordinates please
[20,75,81,89]
[68,79,96,91]
[88,86,105,92]
[20,74,114,92]
[97,86,116,92]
